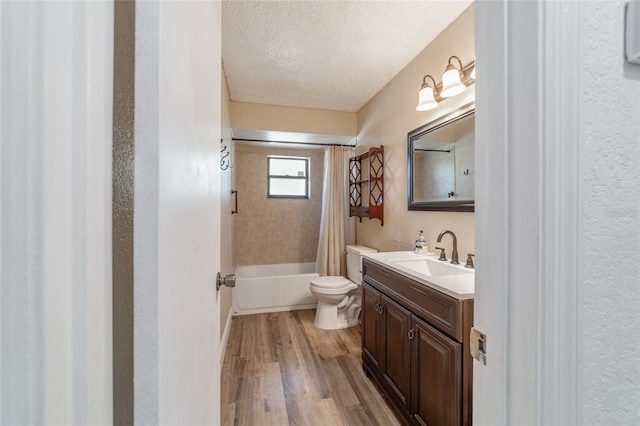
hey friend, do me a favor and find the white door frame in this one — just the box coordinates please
[474,1,581,423]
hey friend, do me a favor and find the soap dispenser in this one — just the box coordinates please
[414,230,427,254]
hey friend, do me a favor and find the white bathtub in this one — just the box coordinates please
[232,262,319,315]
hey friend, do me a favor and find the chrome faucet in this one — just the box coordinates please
[436,230,459,264]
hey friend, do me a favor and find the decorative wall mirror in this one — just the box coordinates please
[408,102,475,212]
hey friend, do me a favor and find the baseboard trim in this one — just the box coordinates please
[220,306,234,368]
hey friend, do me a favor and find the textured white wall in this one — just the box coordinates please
[0,1,113,424]
[581,2,640,423]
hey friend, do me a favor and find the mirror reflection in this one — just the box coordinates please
[408,103,474,211]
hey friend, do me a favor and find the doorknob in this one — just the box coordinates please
[216,272,236,291]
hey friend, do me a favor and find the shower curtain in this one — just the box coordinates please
[316,146,356,277]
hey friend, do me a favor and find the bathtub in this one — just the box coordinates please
[232,262,319,315]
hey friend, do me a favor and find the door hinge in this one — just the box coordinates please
[470,327,487,365]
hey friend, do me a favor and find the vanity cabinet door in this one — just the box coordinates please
[362,283,384,370]
[411,316,462,426]
[382,295,412,409]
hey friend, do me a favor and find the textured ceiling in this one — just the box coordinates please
[222,1,473,113]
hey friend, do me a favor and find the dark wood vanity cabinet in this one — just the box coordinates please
[363,284,412,408]
[411,315,462,425]
[361,258,473,426]
[362,284,384,369]
[383,296,412,408]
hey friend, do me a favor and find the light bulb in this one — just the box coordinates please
[416,85,437,111]
[440,66,465,98]
[416,75,438,111]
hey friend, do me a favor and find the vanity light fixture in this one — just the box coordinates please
[415,55,475,111]
[416,75,438,111]
[441,56,466,97]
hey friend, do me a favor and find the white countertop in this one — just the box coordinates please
[362,251,475,300]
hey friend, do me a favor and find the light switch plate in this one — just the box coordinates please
[626,1,640,64]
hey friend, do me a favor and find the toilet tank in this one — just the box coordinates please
[346,245,377,283]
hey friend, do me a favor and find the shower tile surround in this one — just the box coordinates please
[235,144,324,265]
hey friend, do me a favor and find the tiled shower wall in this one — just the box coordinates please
[234,144,324,265]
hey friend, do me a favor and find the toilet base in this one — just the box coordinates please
[313,300,360,330]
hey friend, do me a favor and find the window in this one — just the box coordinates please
[267,156,310,199]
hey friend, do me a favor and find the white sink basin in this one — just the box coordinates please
[362,251,475,299]
[392,257,473,277]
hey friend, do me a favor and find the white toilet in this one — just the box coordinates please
[310,245,377,330]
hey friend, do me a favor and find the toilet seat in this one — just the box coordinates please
[311,276,351,288]
[310,276,357,294]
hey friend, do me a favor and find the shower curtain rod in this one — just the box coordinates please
[413,148,452,153]
[232,137,356,148]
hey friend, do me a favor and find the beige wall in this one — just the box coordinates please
[220,70,234,337]
[234,144,324,265]
[356,4,476,258]
[230,101,358,136]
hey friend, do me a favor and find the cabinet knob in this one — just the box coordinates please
[408,329,415,340]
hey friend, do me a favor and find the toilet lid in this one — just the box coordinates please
[310,276,352,288]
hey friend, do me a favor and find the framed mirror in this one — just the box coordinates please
[408,102,475,212]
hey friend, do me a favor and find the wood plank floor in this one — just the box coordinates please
[221,309,403,426]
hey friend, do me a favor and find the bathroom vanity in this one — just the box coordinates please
[361,253,474,426]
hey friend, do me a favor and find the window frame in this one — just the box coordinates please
[267,155,310,199]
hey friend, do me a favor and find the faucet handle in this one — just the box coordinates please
[435,247,447,262]
[465,253,475,269]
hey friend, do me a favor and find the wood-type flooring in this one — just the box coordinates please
[221,309,402,426]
